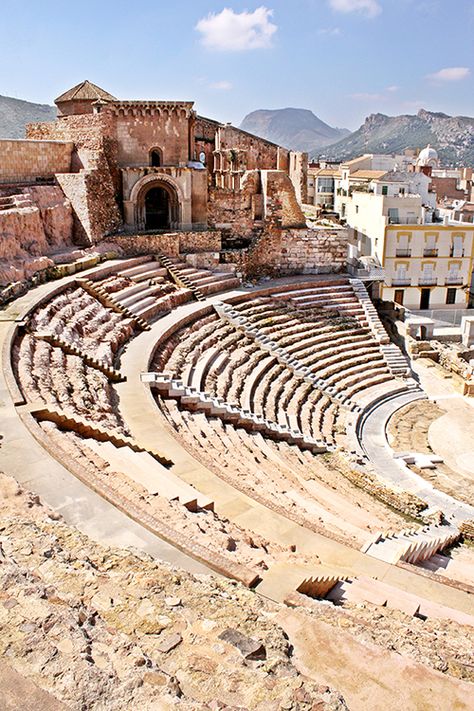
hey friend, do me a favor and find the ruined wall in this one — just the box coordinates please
[217,125,283,170]
[26,115,110,168]
[208,188,256,235]
[227,227,348,278]
[262,171,306,228]
[108,230,221,258]
[0,140,73,183]
[0,186,74,284]
[288,152,308,204]
[194,116,219,173]
[27,114,121,242]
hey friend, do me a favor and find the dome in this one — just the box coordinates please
[417,144,439,167]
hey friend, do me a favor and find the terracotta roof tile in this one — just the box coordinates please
[55,80,117,104]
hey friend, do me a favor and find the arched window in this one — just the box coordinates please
[150,148,162,167]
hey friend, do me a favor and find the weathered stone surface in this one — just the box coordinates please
[218,628,267,660]
[156,632,183,654]
[0,472,348,709]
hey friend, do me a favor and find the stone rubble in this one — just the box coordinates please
[0,472,348,710]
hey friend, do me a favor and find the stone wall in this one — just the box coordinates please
[208,186,257,235]
[56,162,121,246]
[262,170,306,228]
[0,140,73,184]
[288,151,308,205]
[230,226,348,278]
[111,110,191,167]
[107,231,222,258]
[27,116,121,243]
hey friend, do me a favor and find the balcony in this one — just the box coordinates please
[423,248,438,257]
[388,217,420,225]
[450,249,465,258]
[418,277,437,286]
[395,249,412,257]
[445,276,463,285]
[391,278,412,286]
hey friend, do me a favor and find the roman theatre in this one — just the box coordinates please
[1,81,474,707]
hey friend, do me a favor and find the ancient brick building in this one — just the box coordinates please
[22,80,307,244]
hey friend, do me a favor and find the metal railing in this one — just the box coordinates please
[391,278,412,286]
[445,276,463,285]
[418,277,437,286]
[395,249,411,257]
[423,248,438,257]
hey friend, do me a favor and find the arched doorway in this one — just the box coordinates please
[139,180,180,231]
[129,174,185,232]
[145,187,169,229]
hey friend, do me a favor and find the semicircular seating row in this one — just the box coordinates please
[11,261,418,584]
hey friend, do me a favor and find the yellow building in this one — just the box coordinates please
[380,224,474,309]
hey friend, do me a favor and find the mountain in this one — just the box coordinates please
[240,108,350,153]
[325,109,474,166]
[0,95,56,138]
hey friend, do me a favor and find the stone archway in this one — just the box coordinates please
[130,175,184,231]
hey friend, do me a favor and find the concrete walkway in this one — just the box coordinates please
[358,390,474,524]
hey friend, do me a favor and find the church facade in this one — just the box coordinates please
[24,81,307,243]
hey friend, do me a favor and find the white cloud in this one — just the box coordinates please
[209,80,233,90]
[318,26,341,35]
[386,85,399,92]
[427,67,470,82]
[195,7,277,51]
[329,0,381,18]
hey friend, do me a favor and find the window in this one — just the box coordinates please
[388,208,399,224]
[355,205,359,214]
[451,235,464,257]
[382,185,388,196]
[446,288,456,305]
[150,149,162,167]
[317,177,334,193]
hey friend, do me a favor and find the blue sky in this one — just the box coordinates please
[1,0,474,130]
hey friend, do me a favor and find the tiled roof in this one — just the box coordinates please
[55,80,117,103]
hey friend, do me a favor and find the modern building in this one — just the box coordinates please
[307,165,340,209]
[339,163,474,310]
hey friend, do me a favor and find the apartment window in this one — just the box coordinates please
[355,205,359,214]
[382,185,388,196]
[388,208,399,224]
[451,235,464,257]
[446,288,457,305]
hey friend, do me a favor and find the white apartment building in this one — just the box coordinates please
[342,170,474,310]
[307,167,340,209]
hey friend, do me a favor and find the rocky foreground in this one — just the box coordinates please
[0,472,347,710]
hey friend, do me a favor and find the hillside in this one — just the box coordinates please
[0,94,56,138]
[240,108,349,153]
[325,109,474,166]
